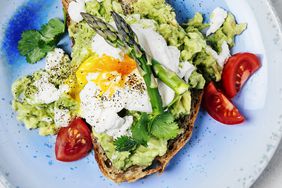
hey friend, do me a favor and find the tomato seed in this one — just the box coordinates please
[81,139,86,144]
[76,133,81,138]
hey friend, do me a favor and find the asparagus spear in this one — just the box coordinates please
[81,13,163,114]
[81,12,189,95]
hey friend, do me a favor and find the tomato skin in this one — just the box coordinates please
[55,118,92,162]
[222,53,261,98]
[203,82,245,125]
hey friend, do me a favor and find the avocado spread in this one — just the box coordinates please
[95,133,167,170]
[12,50,79,135]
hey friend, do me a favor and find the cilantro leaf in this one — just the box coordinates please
[18,30,51,64]
[40,18,65,42]
[25,47,46,64]
[39,42,55,53]
[149,112,181,140]
[131,113,150,146]
[17,18,65,64]
[114,136,138,152]
[18,30,42,56]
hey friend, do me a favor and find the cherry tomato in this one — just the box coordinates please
[203,82,245,125]
[222,53,261,98]
[55,118,92,162]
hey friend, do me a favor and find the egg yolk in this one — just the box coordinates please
[70,54,137,100]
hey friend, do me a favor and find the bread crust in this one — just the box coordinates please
[62,0,203,183]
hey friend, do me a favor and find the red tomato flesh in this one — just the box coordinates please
[203,82,245,125]
[55,118,92,162]
[222,53,261,98]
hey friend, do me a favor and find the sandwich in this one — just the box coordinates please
[62,0,204,182]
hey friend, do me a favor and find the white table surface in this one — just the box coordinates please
[252,0,282,187]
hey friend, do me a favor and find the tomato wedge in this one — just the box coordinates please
[203,82,245,125]
[222,53,261,98]
[55,118,92,162]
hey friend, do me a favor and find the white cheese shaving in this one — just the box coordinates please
[178,61,196,83]
[206,41,230,67]
[42,117,53,123]
[206,7,228,36]
[132,25,179,73]
[33,72,69,104]
[45,48,65,70]
[106,116,133,138]
[54,108,71,127]
[158,81,175,106]
[68,0,86,23]
[92,34,123,60]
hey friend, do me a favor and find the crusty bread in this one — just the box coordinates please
[62,0,203,183]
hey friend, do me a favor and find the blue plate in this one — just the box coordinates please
[1,0,282,188]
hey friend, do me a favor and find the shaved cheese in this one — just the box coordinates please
[92,34,123,60]
[206,7,228,36]
[206,41,230,67]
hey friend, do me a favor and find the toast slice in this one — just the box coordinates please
[62,0,203,183]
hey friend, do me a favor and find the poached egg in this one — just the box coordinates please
[72,39,152,137]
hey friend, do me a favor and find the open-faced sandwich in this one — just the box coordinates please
[12,0,261,183]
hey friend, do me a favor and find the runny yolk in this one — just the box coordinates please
[70,54,137,100]
[82,54,137,75]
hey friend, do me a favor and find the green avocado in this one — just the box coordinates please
[170,91,192,119]
[12,81,79,136]
[207,13,247,53]
[185,12,209,31]
[95,133,167,170]
[68,22,95,66]
[189,71,206,89]
[12,52,79,136]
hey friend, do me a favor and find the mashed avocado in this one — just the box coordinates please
[188,71,205,89]
[193,51,222,81]
[69,22,95,66]
[95,133,167,170]
[185,12,209,31]
[207,13,247,53]
[170,91,192,119]
[12,76,56,135]
[12,92,78,135]
[12,50,79,135]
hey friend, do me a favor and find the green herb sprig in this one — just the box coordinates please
[18,18,65,64]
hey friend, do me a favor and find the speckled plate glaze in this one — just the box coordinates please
[0,0,282,188]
